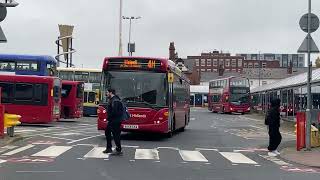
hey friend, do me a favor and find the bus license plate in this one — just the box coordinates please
[123,125,139,129]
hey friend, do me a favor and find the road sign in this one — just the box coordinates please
[0,6,7,22]
[84,83,93,91]
[168,73,174,83]
[298,34,319,53]
[0,0,19,7]
[0,26,7,43]
[299,13,319,33]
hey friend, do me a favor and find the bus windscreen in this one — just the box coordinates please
[104,71,167,107]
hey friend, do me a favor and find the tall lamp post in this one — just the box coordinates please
[118,0,123,56]
[123,16,141,56]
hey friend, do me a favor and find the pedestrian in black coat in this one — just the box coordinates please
[265,98,282,156]
[103,88,123,155]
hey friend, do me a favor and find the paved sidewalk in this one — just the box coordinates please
[244,113,296,133]
[280,146,320,168]
[0,135,24,147]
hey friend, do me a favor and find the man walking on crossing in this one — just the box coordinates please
[103,88,123,155]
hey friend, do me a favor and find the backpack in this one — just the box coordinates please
[121,102,130,121]
[113,99,130,121]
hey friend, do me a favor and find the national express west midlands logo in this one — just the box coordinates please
[130,114,147,118]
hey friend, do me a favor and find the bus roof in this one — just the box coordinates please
[209,76,248,82]
[103,56,189,82]
[57,67,102,72]
[0,54,56,63]
[0,74,59,82]
[104,56,168,61]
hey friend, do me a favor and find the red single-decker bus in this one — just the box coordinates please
[97,57,190,136]
[0,75,61,123]
[61,80,84,119]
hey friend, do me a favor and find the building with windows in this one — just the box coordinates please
[243,60,280,68]
[238,53,305,68]
[187,51,245,73]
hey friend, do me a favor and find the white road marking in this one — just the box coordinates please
[2,145,35,156]
[259,155,292,166]
[67,135,104,144]
[0,159,6,164]
[54,132,81,136]
[16,171,64,173]
[195,148,218,151]
[135,149,159,160]
[32,146,72,157]
[122,145,140,148]
[220,152,258,164]
[1,145,18,149]
[39,135,73,141]
[84,147,109,159]
[14,129,37,133]
[156,147,179,150]
[179,150,208,162]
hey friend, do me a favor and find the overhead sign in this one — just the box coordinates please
[299,13,319,33]
[298,34,319,53]
[108,58,162,70]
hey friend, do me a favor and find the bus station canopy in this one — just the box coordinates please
[251,68,320,93]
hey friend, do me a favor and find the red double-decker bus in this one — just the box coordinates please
[61,80,84,119]
[208,77,251,114]
[97,57,190,136]
[0,75,61,123]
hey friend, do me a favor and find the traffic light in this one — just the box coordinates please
[4,113,21,128]
[0,1,19,42]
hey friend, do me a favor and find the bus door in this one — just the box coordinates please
[168,72,174,132]
[76,82,84,117]
[52,79,61,120]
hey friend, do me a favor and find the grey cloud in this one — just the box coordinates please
[1,0,320,68]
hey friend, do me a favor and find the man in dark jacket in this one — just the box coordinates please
[103,88,123,155]
[265,98,282,156]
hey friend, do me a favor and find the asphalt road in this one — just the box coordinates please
[0,108,320,180]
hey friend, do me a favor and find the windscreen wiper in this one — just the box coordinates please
[125,100,159,109]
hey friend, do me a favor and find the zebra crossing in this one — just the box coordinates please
[0,144,290,167]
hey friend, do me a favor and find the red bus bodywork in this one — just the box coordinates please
[208,77,251,114]
[61,80,84,119]
[0,75,61,124]
[97,57,190,134]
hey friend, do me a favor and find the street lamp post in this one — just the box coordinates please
[306,0,312,150]
[258,51,261,87]
[118,0,123,56]
[123,16,141,56]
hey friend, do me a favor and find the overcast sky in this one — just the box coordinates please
[1,0,320,68]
